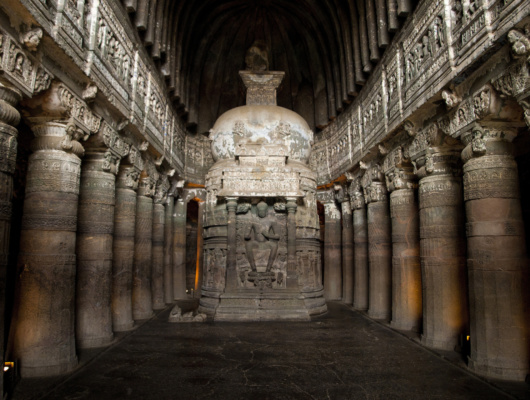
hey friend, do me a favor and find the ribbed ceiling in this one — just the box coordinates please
[123,0,417,134]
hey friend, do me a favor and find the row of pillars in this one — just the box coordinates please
[321,123,529,381]
[0,81,191,379]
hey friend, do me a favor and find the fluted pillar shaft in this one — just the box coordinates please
[132,174,154,320]
[173,197,187,298]
[111,166,139,331]
[365,182,392,320]
[462,125,529,380]
[323,196,342,301]
[351,190,369,310]
[76,152,116,348]
[152,201,165,310]
[164,196,174,304]
[14,120,84,377]
[0,81,21,391]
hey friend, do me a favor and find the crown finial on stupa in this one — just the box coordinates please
[239,41,284,106]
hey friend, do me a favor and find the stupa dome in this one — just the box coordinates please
[209,104,314,163]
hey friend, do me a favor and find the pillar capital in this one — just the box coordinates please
[316,188,336,205]
[154,175,170,204]
[406,122,462,179]
[346,177,365,210]
[225,196,239,211]
[382,146,417,192]
[285,197,297,213]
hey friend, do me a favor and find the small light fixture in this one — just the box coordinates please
[4,362,14,372]
[466,335,470,341]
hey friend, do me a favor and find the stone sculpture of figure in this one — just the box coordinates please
[245,40,269,72]
[244,201,280,272]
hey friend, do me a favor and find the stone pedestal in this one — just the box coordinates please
[76,152,115,348]
[132,174,154,320]
[14,121,83,377]
[389,189,421,331]
[337,188,353,305]
[365,182,391,320]
[351,187,369,311]
[111,166,139,331]
[462,125,529,380]
[173,197,187,299]
[322,195,342,301]
[152,202,165,310]
[163,196,174,304]
[0,81,21,390]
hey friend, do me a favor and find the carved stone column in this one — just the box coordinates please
[76,123,129,348]
[76,152,116,348]
[349,180,369,311]
[286,197,298,289]
[152,177,169,310]
[408,123,467,350]
[163,193,174,304]
[0,80,21,389]
[195,199,205,294]
[362,165,392,320]
[132,169,155,320]
[319,190,342,301]
[111,157,141,332]
[383,146,421,331]
[335,185,353,305]
[225,197,238,291]
[173,196,188,298]
[462,123,529,380]
[14,119,85,377]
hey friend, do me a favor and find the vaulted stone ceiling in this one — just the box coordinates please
[123,0,417,134]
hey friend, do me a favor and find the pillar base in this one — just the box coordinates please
[20,357,78,378]
[113,321,135,332]
[134,311,154,320]
[391,320,420,332]
[468,358,529,381]
[77,333,114,349]
[421,334,457,351]
[153,302,166,311]
[367,310,390,320]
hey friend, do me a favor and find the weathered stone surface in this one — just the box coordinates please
[14,120,84,377]
[173,198,187,299]
[76,152,115,348]
[349,180,369,311]
[163,196,174,304]
[0,79,21,394]
[336,185,353,305]
[418,174,467,350]
[462,125,530,381]
[132,172,155,320]
[389,189,421,331]
[321,192,342,302]
[383,146,422,331]
[111,164,139,332]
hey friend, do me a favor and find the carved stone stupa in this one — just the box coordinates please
[198,43,327,321]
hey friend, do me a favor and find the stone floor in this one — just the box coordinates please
[11,301,530,400]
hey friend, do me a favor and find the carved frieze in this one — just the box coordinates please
[0,29,53,96]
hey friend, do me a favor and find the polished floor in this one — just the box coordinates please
[12,301,530,400]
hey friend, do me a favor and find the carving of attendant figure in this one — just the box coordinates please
[244,201,280,272]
